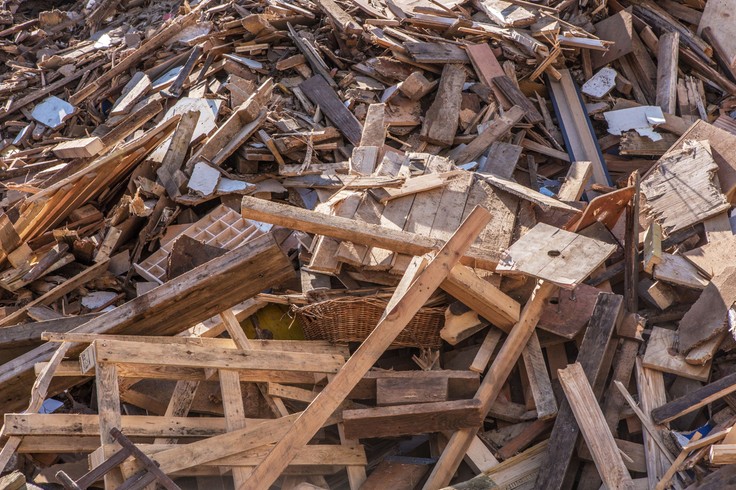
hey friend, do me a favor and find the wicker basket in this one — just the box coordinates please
[295,296,445,348]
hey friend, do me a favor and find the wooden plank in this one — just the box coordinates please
[420,63,465,146]
[635,358,670,488]
[480,173,581,213]
[243,207,491,489]
[653,253,710,289]
[590,10,635,69]
[240,196,501,269]
[422,281,558,489]
[316,0,361,33]
[643,327,711,381]
[651,371,736,424]
[446,106,524,165]
[522,332,557,420]
[441,264,520,332]
[110,72,152,116]
[220,369,252,485]
[492,75,542,124]
[300,75,363,145]
[465,43,509,108]
[548,69,610,186]
[641,140,730,235]
[656,32,679,114]
[376,375,449,405]
[479,141,523,179]
[558,362,634,489]
[678,267,736,354]
[683,233,736,278]
[698,0,736,70]
[496,222,617,288]
[342,400,484,439]
[52,136,104,159]
[405,42,469,64]
[643,222,663,273]
[557,161,593,201]
[0,235,293,417]
[360,460,429,490]
[92,339,344,373]
[96,362,124,489]
[534,292,623,490]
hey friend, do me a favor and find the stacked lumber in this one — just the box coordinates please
[2,0,736,488]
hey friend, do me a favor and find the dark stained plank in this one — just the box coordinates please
[300,75,363,145]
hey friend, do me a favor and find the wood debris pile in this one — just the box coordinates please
[3,0,736,488]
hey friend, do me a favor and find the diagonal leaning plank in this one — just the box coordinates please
[243,205,492,489]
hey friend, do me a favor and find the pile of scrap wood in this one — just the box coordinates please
[4,0,736,488]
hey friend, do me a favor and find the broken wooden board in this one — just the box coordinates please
[537,283,600,339]
[677,267,736,354]
[643,327,711,381]
[496,223,617,288]
[480,173,581,213]
[653,253,710,289]
[300,75,363,146]
[640,140,730,235]
[683,234,736,278]
[52,136,104,159]
[662,120,736,203]
[698,0,736,71]
[420,63,465,147]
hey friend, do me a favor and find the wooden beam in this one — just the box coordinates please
[548,69,610,186]
[535,293,623,489]
[558,363,634,489]
[342,400,484,439]
[446,106,524,165]
[422,280,557,489]
[240,196,501,269]
[300,75,363,145]
[242,207,491,489]
[651,371,736,424]
[656,32,679,114]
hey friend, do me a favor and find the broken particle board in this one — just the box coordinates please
[496,222,617,288]
[641,140,730,236]
[678,267,736,354]
[643,327,711,382]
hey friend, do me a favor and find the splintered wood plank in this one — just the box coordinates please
[651,371,736,424]
[548,69,610,186]
[643,327,711,381]
[522,332,557,420]
[342,400,484,439]
[446,106,525,165]
[309,191,362,274]
[465,43,509,108]
[364,156,415,270]
[698,0,736,70]
[656,32,679,114]
[243,208,491,489]
[429,172,473,242]
[405,42,469,64]
[481,173,581,213]
[461,177,517,263]
[683,233,736,278]
[558,363,634,490]
[535,292,622,490]
[641,140,730,235]
[220,369,252,485]
[496,223,617,288]
[558,161,593,202]
[420,63,465,146]
[677,267,736,354]
[492,76,543,125]
[635,358,670,489]
[664,120,736,201]
[392,155,454,272]
[300,75,363,145]
[96,363,124,489]
[653,253,710,289]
